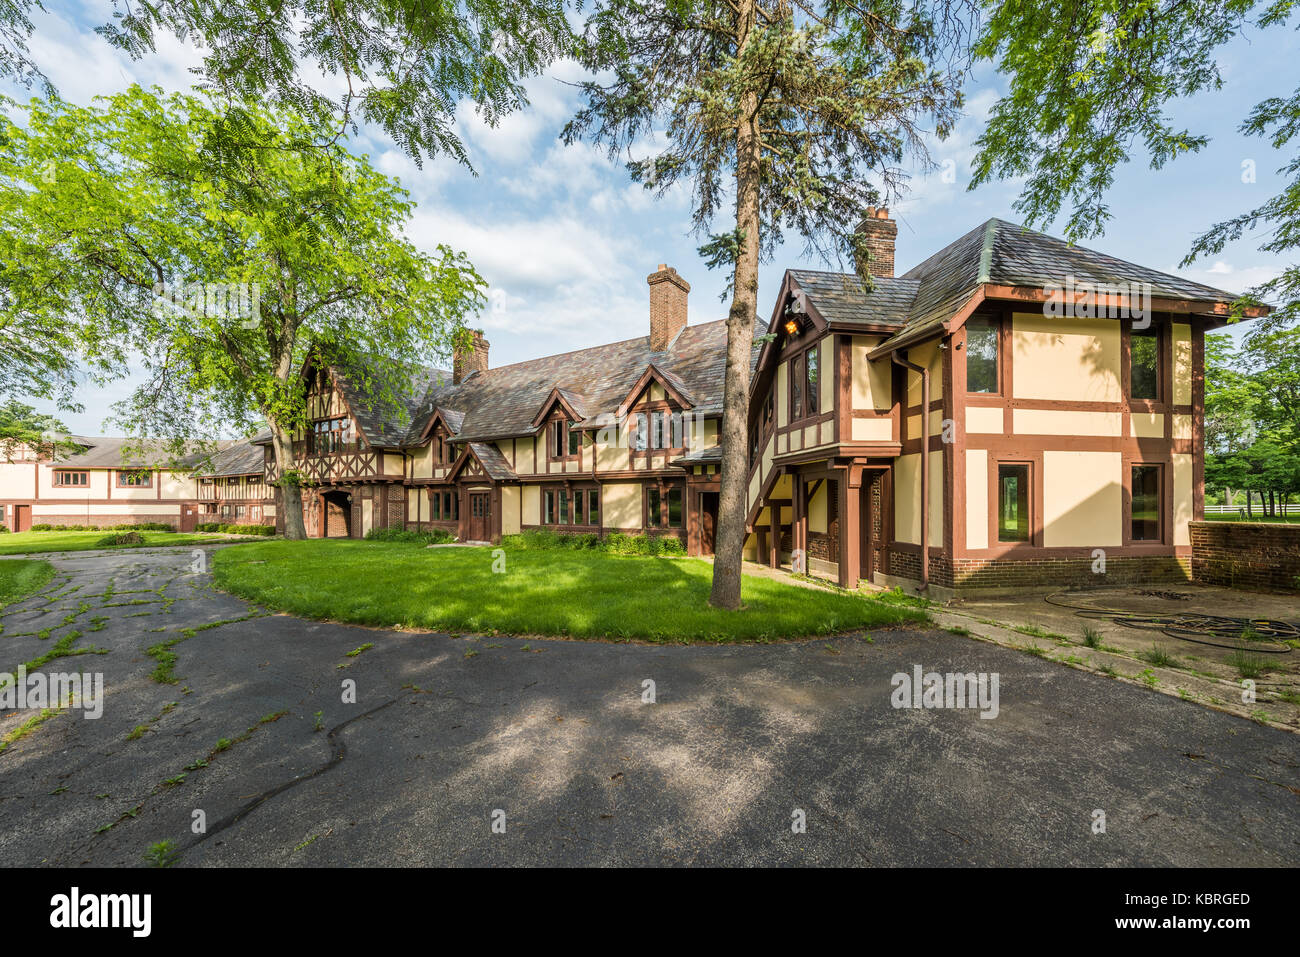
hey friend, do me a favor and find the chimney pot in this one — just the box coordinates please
[453,329,489,384]
[647,264,690,351]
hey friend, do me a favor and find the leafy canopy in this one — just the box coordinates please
[0,85,486,459]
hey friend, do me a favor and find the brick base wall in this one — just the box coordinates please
[886,546,1191,590]
[13,513,183,530]
[1190,521,1300,593]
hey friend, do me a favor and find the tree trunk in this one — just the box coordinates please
[270,421,307,540]
[708,0,762,611]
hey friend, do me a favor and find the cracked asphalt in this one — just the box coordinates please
[0,545,1296,867]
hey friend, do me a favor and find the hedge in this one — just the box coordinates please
[363,526,457,545]
[499,528,686,556]
[28,522,176,532]
[196,523,275,536]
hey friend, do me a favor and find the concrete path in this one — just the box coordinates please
[0,546,1296,866]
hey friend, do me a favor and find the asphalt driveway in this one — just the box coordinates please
[0,546,1296,866]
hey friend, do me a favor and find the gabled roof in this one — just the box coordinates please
[615,363,696,419]
[785,218,1245,357]
[448,441,518,483]
[398,318,764,445]
[332,363,453,449]
[530,386,590,428]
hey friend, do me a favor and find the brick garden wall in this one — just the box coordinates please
[1190,521,1300,593]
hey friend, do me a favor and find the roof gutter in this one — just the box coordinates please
[890,350,929,591]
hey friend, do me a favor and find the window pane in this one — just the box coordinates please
[544,490,553,524]
[574,490,584,523]
[997,464,1030,542]
[790,355,803,420]
[1131,328,1159,399]
[667,488,682,527]
[806,348,819,414]
[589,489,600,525]
[560,490,569,524]
[1132,466,1161,541]
[651,411,664,449]
[647,487,660,526]
[568,423,580,456]
[966,319,998,393]
[633,413,647,451]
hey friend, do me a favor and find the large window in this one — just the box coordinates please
[53,471,88,487]
[997,464,1030,543]
[117,470,152,488]
[550,420,580,460]
[432,490,458,521]
[310,417,354,455]
[645,484,684,528]
[966,318,999,393]
[1131,465,1162,541]
[1130,326,1160,400]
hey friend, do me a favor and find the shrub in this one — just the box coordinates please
[0,525,8,533]
[96,531,146,547]
[364,526,456,545]
[501,529,685,556]
[196,522,274,535]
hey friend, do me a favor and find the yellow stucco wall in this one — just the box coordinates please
[894,450,943,547]
[501,486,521,535]
[1013,408,1123,436]
[1172,323,1193,405]
[602,481,642,529]
[522,484,540,525]
[850,336,891,410]
[1042,451,1122,547]
[965,406,1004,435]
[965,449,988,550]
[1173,452,1193,546]
[1012,313,1121,402]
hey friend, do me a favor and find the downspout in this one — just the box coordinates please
[891,351,929,590]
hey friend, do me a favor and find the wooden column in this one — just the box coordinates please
[838,463,863,589]
[793,473,808,574]
[768,504,780,568]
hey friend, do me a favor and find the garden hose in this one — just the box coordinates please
[1042,591,1297,653]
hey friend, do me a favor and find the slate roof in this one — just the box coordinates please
[671,445,723,466]
[466,442,517,482]
[199,439,266,478]
[333,318,766,449]
[56,436,216,470]
[787,218,1242,355]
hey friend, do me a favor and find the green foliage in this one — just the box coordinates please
[0,85,487,512]
[30,522,175,532]
[972,0,1300,329]
[0,401,78,460]
[500,529,686,555]
[195,523,275,535]
[95,531,147,547]
[363,526,456,545]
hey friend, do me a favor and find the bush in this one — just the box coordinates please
[196,523,275,535]
[29,522,176,532]
[96,531,146,547]
[500,529,685,556]
[0,525,9,533]
[364,526,456,545]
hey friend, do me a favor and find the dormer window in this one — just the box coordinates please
[550,419,579,460]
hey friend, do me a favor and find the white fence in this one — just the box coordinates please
[1205,503,1297,515]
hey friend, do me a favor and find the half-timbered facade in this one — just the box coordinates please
[263,265,748,550]
[742,211,1259,593]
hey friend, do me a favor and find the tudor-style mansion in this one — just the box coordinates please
[1,212,1253,593]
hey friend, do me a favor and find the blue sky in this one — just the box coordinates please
[14,1,1300,434]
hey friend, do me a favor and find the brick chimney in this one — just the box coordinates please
[647,264,690,351]
[854,206,898,278]
[453,329,489,384]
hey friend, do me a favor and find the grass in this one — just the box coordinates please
[0,558,55,609]
[0,530,234,556]
[212,539,928,642]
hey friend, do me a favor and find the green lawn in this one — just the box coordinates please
[213,539,926,642]
[0,559,56,610]
[0,530,244,556]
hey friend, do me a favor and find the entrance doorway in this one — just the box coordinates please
[321,490,352,538]
[12,505,31,532]
[467,491,491,542]
[699,491,719,556]
[859,468,890,582]
[180,504,197,533]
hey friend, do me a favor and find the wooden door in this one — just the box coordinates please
[13,505,31,532]
[180,504,197,533]
[700,492,718,556]
[468,491,491,541]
